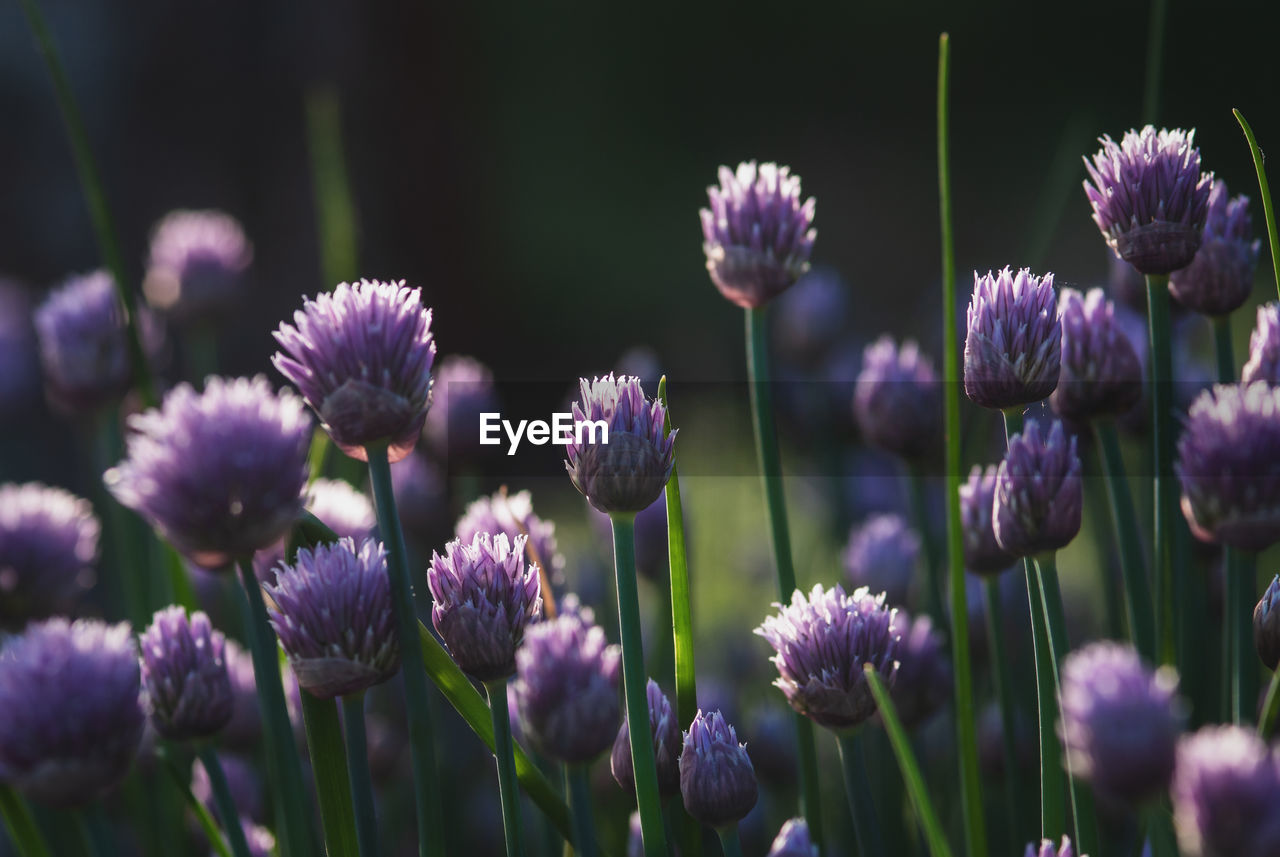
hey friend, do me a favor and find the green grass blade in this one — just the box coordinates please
[298,693,360,857]
[1235,109,1280,302]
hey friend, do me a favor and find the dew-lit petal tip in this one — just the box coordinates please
[854,335,941,460]
[1169,181,1260,316]
[0,482,99,628]
[679,710,758,828]
[993,419,1083,558]
[964,267,1061,410]
[611,678,681,797]
[1171,725,1280,857]
[143,209,252,323]
[1051,288,1144,424]
[140,606,233,741]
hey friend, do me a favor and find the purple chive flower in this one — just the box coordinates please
[242,822,276,857]
[1243,303,1280,386]
[1254,575,1280,671]
[251,478,374,585]
[700,161,817,309]
[192,753,264,823]
[842,513,920,607]
[1084,126,1214,275]
[220,640,261,750]
[1177,382,1280,551]
[105,376,310,569]
[34,270,162,413]
[767,817,818,857]
[0,618,144,806]
[422,355,498,460]
[0,482,99,628]
[1169,182,1260,316]
[964,267,1062,410]
[273,279,436,463]
[887,611,952,728]
[1025,838,1078,857]
[745,705,796,786]
[139,606,232,741]
[679,709,758,828]
[611,678,681,797]
[773,266,849,365]
[142,209,252,323]
[1051,288,1144,423]
[1171,725,1280,857]
[428,532,542,683]
[511,607,621,763]
[755,584,899,732]
[456,489,564,581]
[958,465,1017,575]
[854,335,942,460]
[390,452,447,543]
[1059,642,1183,806]
[565,374,676,516]
[267,537,400,698]
[993,419,1083,558]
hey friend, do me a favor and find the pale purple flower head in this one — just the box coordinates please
[423,355,498,460]
[611,678,681,797]
[140,606,232,741]
[700,161,816,308]
[854,336,941,460]
[1177,382,1280,551]
[1084,126,1214,275]
[1171,725,1280,857]
[679,710,757,828]
[1059,642,1182,806]
[773,266,849,365]
[456,489,564,581]
[1025,838,1077,857]
[0,482,99,628]
[143,209,252,323]
[1254,575,1280,671]
[253,478,374,585]
[767,818,818,857]
[428,532,542,683]
[105,376,311,569]
[755,583,899,732]
[842,513,920,606]
[959,465,1017,575]
[0,618,143,806]
[1169,182,1260,316]
[273,279,436,463]
[993,419,1083,558]
[511,606,621,763]
[1051,288,1144,423]
[1242,303,1280,386]
[964,267,1061,410]
[565,374,676,515]
[887,611,952,728]
[220,640,261,750]
[267,537,400,698]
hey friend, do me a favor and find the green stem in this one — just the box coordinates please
[937,32,986,857]
[1023,557,1065,839]
[835,731,884,857]
[566,766,599,857]
[1144,274,1176,666]
[1259,669,1280,739]
[1093,420,1156,660]
[1234,110,1280,303]
[610,515,667,857]
[341,694,380,857]
[298,690,359,857]
[156,745,233,857]
[715,826,743,857]
[906,462,946,627]
[984,578,1025,851]
[235,559,315,857]
[305,87,360,287]
[92,415,147,626]
[366,445,446,857]
[1230,551,1259,724]
[487,681,526,857]
[197,747,255,857]
[744,305,824,845]
[0,786,51,857]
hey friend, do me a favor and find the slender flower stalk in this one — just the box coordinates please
[1092,420,1155,659]
[565,765,598,857]
[341,694,379,857]
[486,680,525,857]
[835,732,885,857]
[1233,110,1280,303]
[196,746,255,857]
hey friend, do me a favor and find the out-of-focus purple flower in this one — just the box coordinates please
[252,478,374,585]
[993,419,1082,557]
[428,533,541,683]
[220,640,261,751]
[627,811,643,857]
[745,705,795,787]
[700,161,816,309]
[773,266,849,365]
[105,376,310,569]
[841,513,919,607]
[1025,838,1078,857]
[191,753,263,823]
[511,608,621,763]
[1084,126,1214,275]
[1243,303,1280,386]
[241,821,276,857]
[565,374,675,515]
[1051,288,1144,423]
[267,538,400,698]
[1059,642,1182,806]
[139,606,232,741]
[611,678,681,797]
[389,452,447,544]
[1169,182,1260,316]
[1108,251,1151,312]
[1171,725,1280,857]
[0,279,39,409]
[423,355,498,461]
[854,336,941,460]
[887,610,951,728]
[0,618,143,806]
[457,489,564,581]
[756,584,899,731]
[34,270,163,413]
[964,267,1061,410]
[0,482,99,629]
[1254,576,1280,671]
[767,817,817,857]
[273,279,436,463]
[143,210,252,324]
[958,465,1017,575]
[1177,382,1280,551]
[679,709,757,828]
